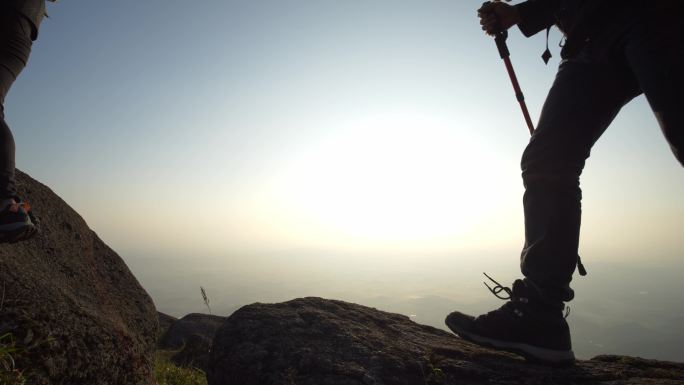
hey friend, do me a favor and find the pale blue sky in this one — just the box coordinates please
[7,0,681,256]
[5,0,683,322]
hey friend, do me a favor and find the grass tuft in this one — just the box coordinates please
[156,350,207,385]
[0,333,27,385]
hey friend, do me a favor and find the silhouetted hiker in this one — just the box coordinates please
[0,0,50,243]
[446,0,683,365]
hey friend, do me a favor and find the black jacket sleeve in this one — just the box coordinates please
[515,0,562,37]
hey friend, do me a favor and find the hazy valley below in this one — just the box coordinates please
[125,251,684,362]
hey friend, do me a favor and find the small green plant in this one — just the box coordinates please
[0,333,27,385]
[155,351,207,385]
[1,283,55,384]
[421,350,446,385]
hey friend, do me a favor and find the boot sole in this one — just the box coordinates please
[445,316,576,366]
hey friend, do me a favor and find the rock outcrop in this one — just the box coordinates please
[207,297,684,385]
[159,312,225,371]
[0,170,158,385]
[159,313,225,350]
[169,332,213,371]
[158,311,178,339]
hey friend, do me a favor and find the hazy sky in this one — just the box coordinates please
[6,0,683,335]
[9,0,680,260]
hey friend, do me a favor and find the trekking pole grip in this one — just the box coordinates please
[481,1,510,58]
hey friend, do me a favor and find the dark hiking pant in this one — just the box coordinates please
[0,8,33,200]
[520,4,684,305]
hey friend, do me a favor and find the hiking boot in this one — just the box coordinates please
[445,274,575,366]
[0,201,38,244]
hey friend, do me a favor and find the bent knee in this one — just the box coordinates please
[521,140,587,184]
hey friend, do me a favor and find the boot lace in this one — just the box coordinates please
[483,272,571,318]
[483,273,513,300]
[481,273,528,319]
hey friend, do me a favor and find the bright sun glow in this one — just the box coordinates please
[249,114,512,250]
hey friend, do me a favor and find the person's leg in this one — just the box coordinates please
[621,4,683,166]
[0,106,17,203]
[0,8,37,243]
[520,51,641,306]
[0,8,33,201]
[446,49,641,366]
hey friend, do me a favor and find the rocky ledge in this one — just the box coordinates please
[0,170,158,385]
[158,312,226,371]
[207,297,684,385]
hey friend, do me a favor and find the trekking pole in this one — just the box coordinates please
[482,2,535,135]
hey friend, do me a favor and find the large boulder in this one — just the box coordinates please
[207,297,684,385]
[157,311,178,340]
[170,332,212,371]
[0,170,158,385]
[159,313,225,350]
[159,312,225,371]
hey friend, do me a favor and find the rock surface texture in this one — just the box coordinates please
[159,313,225,350]
[157,311,178,339]
[208,297,684,385]
[159,312,225,371]
[0,170,158,385]
[170,332,213,371]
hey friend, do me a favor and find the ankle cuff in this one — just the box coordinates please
[522,278,565,311]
